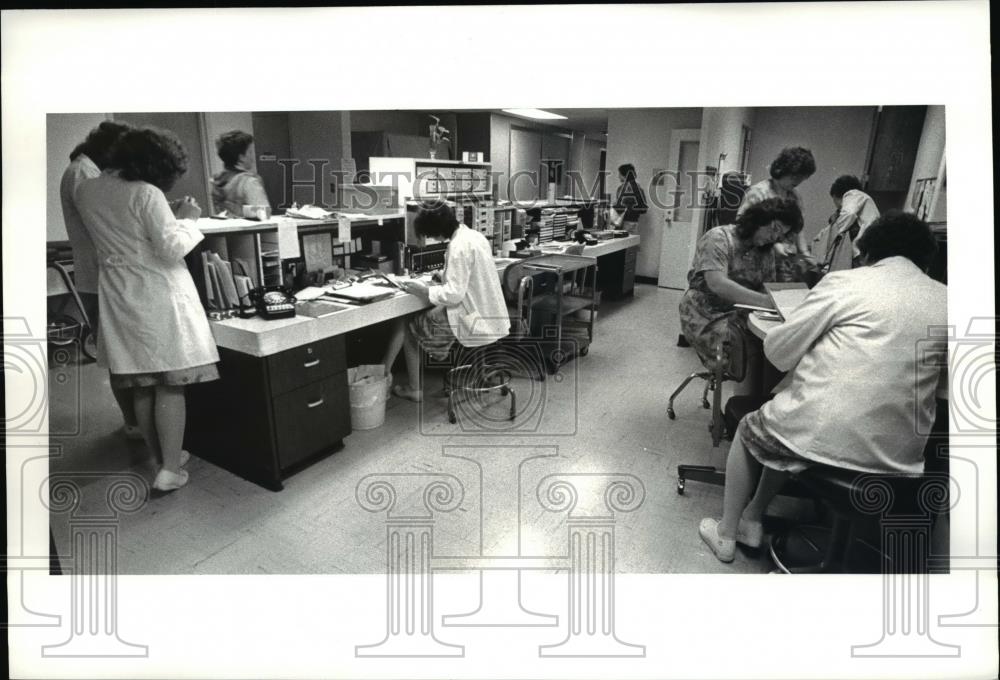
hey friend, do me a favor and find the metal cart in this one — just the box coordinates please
[46,259,98,362]
[520,253,599,373]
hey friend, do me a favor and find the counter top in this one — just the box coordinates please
[196,211,404,236]
[209,236,640,357]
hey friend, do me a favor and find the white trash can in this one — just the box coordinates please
[347,364,389,430]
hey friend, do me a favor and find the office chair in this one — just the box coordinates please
[672,334,748,494]
[768,400,950,573]
[442,264,538,424]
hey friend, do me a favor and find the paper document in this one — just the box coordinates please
[338,215,352,244]
[294,286,329,301]
[764,282,810,320]
[276,219,301,259]
[285,205,334,220]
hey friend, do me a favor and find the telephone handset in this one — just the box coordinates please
[251,286,297,319]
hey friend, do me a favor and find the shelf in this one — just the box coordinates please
[532,294,595,316]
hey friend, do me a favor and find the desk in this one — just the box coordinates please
[186,234,638,491]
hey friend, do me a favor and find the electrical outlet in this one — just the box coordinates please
[664,208,675,221]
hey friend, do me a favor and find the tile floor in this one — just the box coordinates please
[48,285,790,575]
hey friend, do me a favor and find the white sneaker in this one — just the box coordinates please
[737,518,764,548]
[699,518,736,563]
[152,468,189,496]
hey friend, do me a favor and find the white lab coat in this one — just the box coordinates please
[428,224,510,347]
[760,256,947,474]
[74,173,220,374]
[60,154,101,293]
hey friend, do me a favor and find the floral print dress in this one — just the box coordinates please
[678,225,776,370]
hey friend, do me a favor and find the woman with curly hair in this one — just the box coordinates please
[75,126,219,495]
[679,197,804,395]
[211,130,270,216]
[738,146,818,282]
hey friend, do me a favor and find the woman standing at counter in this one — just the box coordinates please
[211,130,270,216]
[738,147,817,282]
[75,127,219,494]
[60,121,140,439]
[608,163,648,233]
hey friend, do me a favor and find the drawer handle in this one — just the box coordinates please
[307,398,325,409]
[303,359,321,368]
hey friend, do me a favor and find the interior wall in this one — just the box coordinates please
[47,112,110,241]
[286,111,351,206]
[251,111,293,210]
[748,106,877,242]
[605,107,703,279]
[905,105,946,217]
[699,108,755,179]
[489,113,575,201]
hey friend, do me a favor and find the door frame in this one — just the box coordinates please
[658,128,702,289]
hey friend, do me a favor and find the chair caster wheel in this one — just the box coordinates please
[677,479,685,495]
[448,413,457,424]
[667,408,676,420]
[500,386,510,396]
[578,346,589,357]
[701,399,710,409]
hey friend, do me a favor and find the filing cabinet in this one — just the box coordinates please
[185,335,352,491]
[596,245,639,299]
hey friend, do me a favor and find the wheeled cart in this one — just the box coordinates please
[521,254,599,373]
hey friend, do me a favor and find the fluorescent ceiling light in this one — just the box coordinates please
[501,108,568,120]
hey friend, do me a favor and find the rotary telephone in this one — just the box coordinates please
[251,286,297,319]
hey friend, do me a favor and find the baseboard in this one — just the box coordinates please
[635,275,657,286]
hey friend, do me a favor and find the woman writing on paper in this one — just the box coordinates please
[75,127,219,494]
[382,201,509,402]
[678,197,804,395]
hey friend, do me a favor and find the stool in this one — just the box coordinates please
[444,343,516,424]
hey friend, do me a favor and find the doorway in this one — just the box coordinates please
[658,129,701,289]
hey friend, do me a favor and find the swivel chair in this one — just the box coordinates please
[672,332,748,494]
[442,263,539,424]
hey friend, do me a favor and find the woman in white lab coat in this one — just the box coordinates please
[75,127,219,494]
[382,201,509,402]
[61,121,140,438]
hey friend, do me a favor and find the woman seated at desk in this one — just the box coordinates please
[678,197,805,395]
[698,212,946,562]
[382,201,509,402]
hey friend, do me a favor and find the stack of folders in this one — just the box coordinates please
[200,251,256,318]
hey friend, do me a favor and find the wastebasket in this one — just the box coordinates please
[347,364,389,430]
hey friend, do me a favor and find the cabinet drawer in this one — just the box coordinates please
[267,335,346,396]
[624,247,638,266]
[272,371,351,470]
